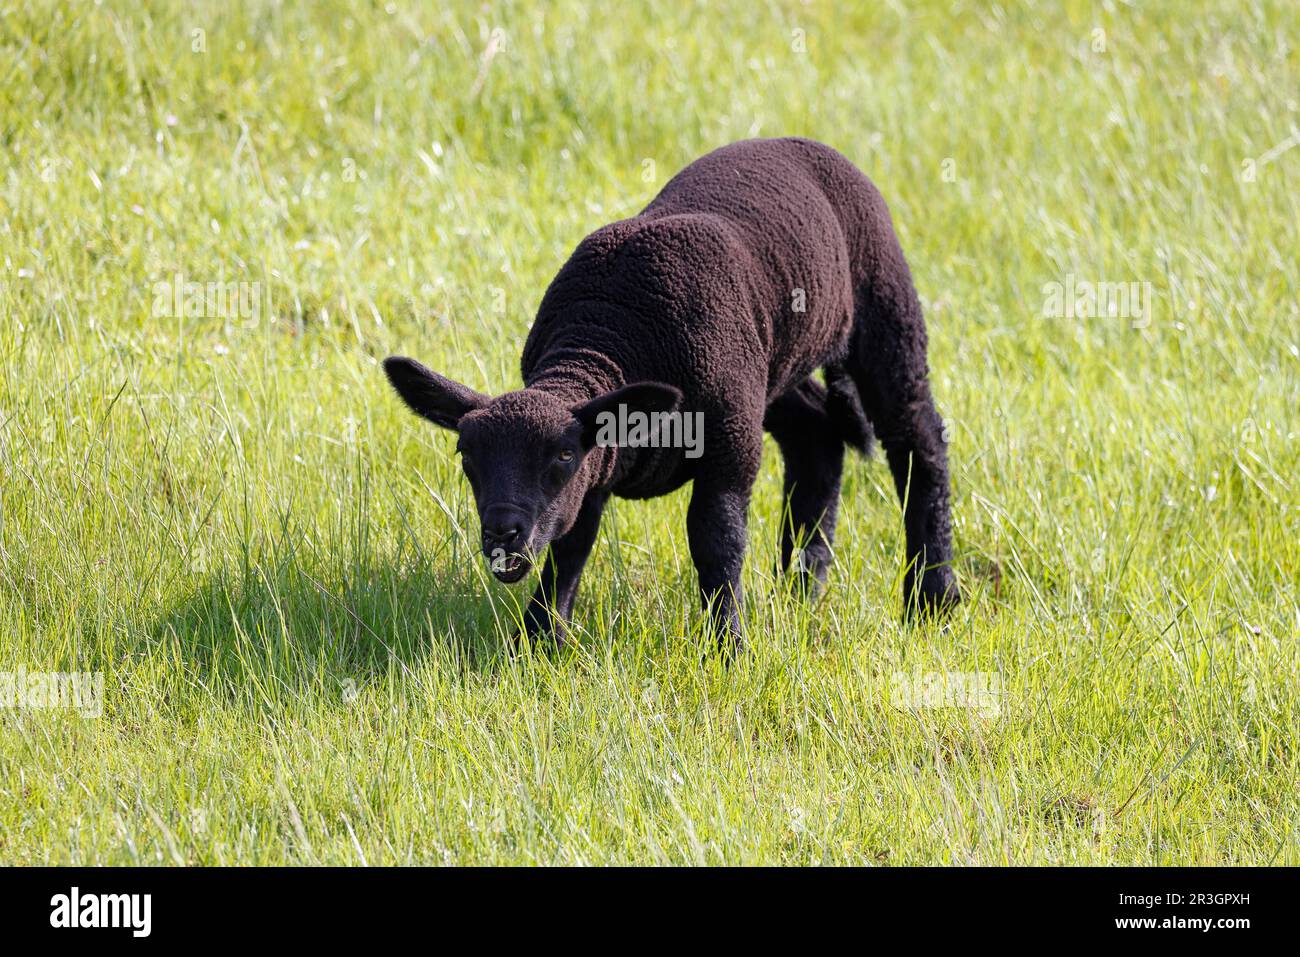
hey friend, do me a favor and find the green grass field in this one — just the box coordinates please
[1,0,1296,865]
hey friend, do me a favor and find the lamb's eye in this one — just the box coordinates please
[557,450,574,463]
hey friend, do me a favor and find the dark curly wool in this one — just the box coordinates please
[386,137,958,650]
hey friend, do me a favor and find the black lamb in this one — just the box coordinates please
[385,137,959,651]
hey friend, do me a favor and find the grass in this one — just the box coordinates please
[0,0,1296,865]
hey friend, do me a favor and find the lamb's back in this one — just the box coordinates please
[526,138,891,401]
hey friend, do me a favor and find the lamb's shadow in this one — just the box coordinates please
[145,553,527,706]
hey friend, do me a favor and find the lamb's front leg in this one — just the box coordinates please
[523,489,608,644]
[686,478,754,654]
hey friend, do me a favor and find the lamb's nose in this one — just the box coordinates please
[483,526,520,547]
[481,507,527,551]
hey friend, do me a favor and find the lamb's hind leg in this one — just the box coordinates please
[850,276,960,616]
[763,379,845,594]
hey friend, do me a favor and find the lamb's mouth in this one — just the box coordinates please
[489,552,533,584]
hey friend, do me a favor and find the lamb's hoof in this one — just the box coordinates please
[905,567,961,620]
[778,567,828,602]
[695,624,745,663]
[780,548,831,600]
[510,617,569,652]
[794,568,829,601]
[712,623,746,661]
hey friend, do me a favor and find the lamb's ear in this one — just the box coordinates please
[383,356,488,431]
[573,381,683,449]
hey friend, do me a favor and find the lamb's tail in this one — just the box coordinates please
[824,367,874,455]
[790,372,875,456]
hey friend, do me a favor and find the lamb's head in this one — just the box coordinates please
[383,356,679,584]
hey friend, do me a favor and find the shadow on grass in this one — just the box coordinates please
[141,551,528,707]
